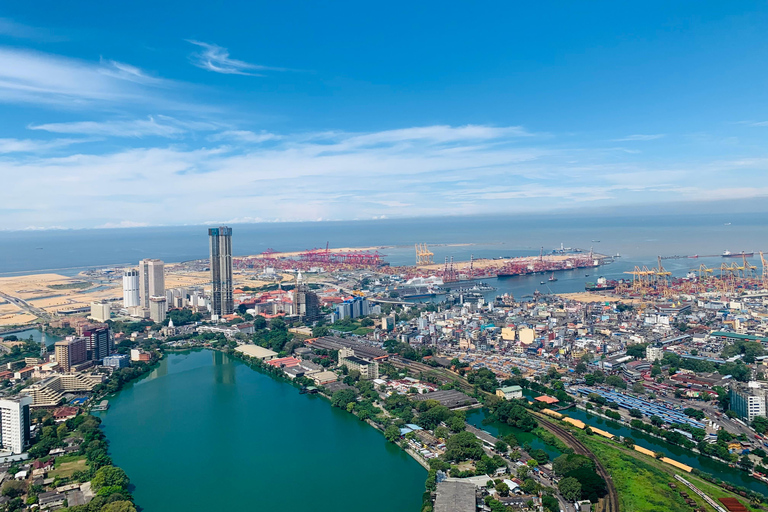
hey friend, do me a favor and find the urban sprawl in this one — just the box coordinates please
[1,231,768,512]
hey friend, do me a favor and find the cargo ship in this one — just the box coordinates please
[722,250,754,258]
[585,276,617,291]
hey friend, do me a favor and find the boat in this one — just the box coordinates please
[540,281,545,285]
[585,277,617,291]
[722,250,754,258]
[585,274,589,277]
[592,240,600,242]
[548,273,557,282]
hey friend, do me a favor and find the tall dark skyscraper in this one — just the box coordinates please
[209,226,233,319]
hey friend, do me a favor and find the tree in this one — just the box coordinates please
[584,374,596,386]
[494,440,508,453]
[495,482,510,497]
[575,362,587,374]
[530,449,550,464]
[622,437,636,449]
[503,433,518,447]
[92,466,129,491]
[683,408,705,420]
[632,382,645,394]
[564,467,607,503]
[447,415,466,433]
[650,415,663,427]
[434,426,450,439]
[384,425,401,443]
[559,476,582,501]
[443,431,483,462]
[102,502,137,512]
[629,408,642,418]
[1,481,25,498]
[626,344,647,359]
[651,364,661,377]
[753,416,768,434]
[331,389,358,409]
[553,453,594,476]
[605,375,627,390]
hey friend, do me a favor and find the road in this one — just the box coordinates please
[0,290,49,321]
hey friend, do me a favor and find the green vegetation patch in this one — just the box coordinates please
[47,281,92,290]
[577,434,692,512]
[49,457,87,479]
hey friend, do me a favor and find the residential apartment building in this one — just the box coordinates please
[0,396,32,453]
[338,348,379,380]
[730,383,767,422]
[54,338,87,372]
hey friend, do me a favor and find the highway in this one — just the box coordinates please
[0,290,49,321]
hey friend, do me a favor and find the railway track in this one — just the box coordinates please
[537,417,620,512]
[389,357,480,394]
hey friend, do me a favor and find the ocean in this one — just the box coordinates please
[0,213,764,290]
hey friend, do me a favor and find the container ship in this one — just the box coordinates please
[585,277,617,291]
[722,250,754,258]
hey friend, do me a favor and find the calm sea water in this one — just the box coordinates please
[97,350,425,512]
[0,213,764,276]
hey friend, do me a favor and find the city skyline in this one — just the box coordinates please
[2,3,768,229]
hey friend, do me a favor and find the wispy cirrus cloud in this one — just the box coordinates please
[613,134,665,141]
[29,115,222,138]
[186,40,286,76]
[0,47,176,108]
[208,130,279,143]
[0,137,88,154]
[0,18,62,41]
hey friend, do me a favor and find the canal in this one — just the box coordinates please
[471,405,768,496]
[97,349,426,512]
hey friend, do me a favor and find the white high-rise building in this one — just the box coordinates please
[122,269,140,308]
[0,396,32,453]
[139,259,165,309]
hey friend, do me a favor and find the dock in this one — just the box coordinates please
[91,400,109,411]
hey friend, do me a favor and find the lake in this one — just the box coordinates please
[97,349,426,512]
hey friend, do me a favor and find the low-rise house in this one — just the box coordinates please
[38,491,65,509]
[496,385,523,400]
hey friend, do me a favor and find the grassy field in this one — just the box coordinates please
[50,455,87,479]
[47,282,92,290]
[574,430,764,512]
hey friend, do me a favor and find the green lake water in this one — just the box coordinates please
[97,350,426,512]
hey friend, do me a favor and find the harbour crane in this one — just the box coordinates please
[415,243,434,266]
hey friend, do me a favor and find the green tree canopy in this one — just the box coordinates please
[443,431,484,462]
[558,476,582,501]
[92,466,129,491]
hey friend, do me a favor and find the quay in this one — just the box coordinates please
[91,400,109,411]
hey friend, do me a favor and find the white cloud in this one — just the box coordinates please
[1,123,766,229]
[0,137,88,153]
[0,47,172,107]
[613,134,665,141]
[187,40,285,76]
[209,130,279,143]
[96,220,150,228]
[29,115,221,138]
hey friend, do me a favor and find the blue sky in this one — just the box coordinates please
[1,1,768,229]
